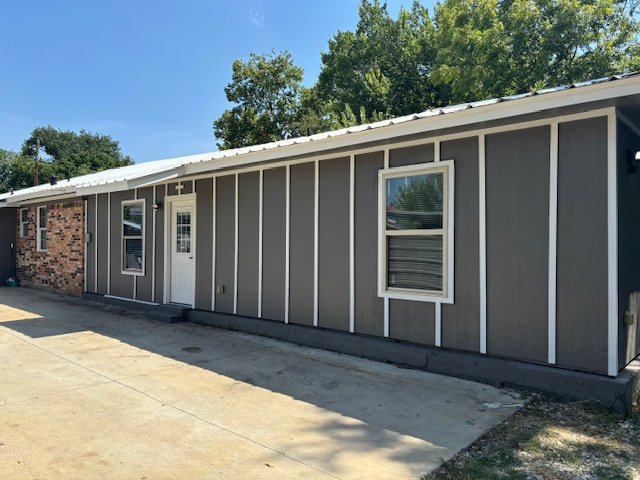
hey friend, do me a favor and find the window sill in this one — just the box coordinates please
[121,270,145,277]
[378,289,453,304]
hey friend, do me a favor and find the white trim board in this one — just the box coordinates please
[607,114,619,377]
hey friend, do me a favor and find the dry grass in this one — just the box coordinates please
[424,395,640,480]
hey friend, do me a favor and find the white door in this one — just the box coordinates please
[169,199,195,305]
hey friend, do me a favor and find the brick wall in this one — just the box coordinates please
[16,201,85,295]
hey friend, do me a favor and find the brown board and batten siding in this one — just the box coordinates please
[387,143,436,345]
[109,190,135,298]
[354,151,385,337]
[440,136,481,353]
[96,193,109,294]
[215,175,236,314]
[556,117,608,374]
[485,126,550,364]
[262,167,287,322]
[153,185,166,303]
[136,187,154,302]
[237,172,261,318]
[289,162,315,326]
[318,157,351,331]
[195,179,213,310]
[617,119,640,368]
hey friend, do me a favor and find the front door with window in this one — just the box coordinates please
[169,199,195,305]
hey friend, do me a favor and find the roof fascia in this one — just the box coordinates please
[125,166,185,190]
[183,76,640,177]
[0,192,79,207]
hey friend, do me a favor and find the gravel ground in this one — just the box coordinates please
[424,395,640,480]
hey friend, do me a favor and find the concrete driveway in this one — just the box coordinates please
[0,288,521,479]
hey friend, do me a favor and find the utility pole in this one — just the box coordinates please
[34,138,39,186]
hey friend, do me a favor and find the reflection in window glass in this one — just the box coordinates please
[122,201,144,272]
[388,235,443,291]
[386,173,443,230]
[176,211,191,253]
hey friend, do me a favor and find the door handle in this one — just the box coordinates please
[189,256,193,259]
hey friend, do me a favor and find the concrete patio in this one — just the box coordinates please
[0,288,522,479]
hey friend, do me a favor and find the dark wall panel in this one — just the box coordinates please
[556,118,609,373]
[389,143,434,167]
[0,208,16,282]
[485,127,549,363]
[215,175,236,314]
[262,167,286,322]
[389,300,435,345]
[237,172,260,318]
[136,187,154,302]
[109,190,135,299]
[441,136,480,352]
[154,185,166,303]
[354,151,385,336]
[618,120,640,368]
[318,157,350,331]
[85,196,96,293]
[96,193,109,294]
[289,162,315,326]
[195,179,213,310]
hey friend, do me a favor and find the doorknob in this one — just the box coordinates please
[189,256,193,259]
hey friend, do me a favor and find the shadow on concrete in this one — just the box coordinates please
[0,288,519,477]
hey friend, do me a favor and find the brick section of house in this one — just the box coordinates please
[16,201,85,294]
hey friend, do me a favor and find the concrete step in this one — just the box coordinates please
[145,306,189,324]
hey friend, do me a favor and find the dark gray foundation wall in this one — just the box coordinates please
[617,119,640,368]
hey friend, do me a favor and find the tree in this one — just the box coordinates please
[0,127,133,193]
[431,0,640,103]
[213,50,305,150]
[316,1,444,125]
[20,126,134,179]
[0,149,56,193]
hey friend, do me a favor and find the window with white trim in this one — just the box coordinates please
[19,208,28,238]
[36,206,47,252]
[122,200,145,274]
[379,160,454,303]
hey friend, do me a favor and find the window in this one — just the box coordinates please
[378,160,454,303]
[36,206,47,251]
[122,200,145,274]
[19,208,28,238]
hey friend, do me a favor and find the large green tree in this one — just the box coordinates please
[213,50,305,150]
[0,127,133,193]
[213,0,640,148]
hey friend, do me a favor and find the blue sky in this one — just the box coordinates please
[0,0,429,163]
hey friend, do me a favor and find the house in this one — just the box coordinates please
[2,73,640,412]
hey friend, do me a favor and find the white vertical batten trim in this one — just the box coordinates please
[83,199,87,293]
[285,165,291,324]
[107,192,111,295]
[313,159,319,327]
[211,177,217,311]
[548,123,559,364]
[607,113,618,377]
[349,154,355,333]
[434,140,442,347]
[479,134,487,354]
[94,196,98,293]
[162,183,168,304]
[258,170,264,318]
[133,188,138,300]
[234,173,239,315]
[151,185,156,303]
[383,149,390,337]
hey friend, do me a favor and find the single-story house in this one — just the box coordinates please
[2,73,640,412]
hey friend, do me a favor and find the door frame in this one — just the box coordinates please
[163,193,197,307]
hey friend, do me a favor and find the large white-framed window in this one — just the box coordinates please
[36,206,47,252]
[122,199,145,275]
[19,208,29,238]
[378,160,454,303]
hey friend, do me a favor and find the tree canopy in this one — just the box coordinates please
[0,126,133,193]
[213,0,640,149]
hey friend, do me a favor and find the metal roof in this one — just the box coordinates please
[2,72,639,205]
